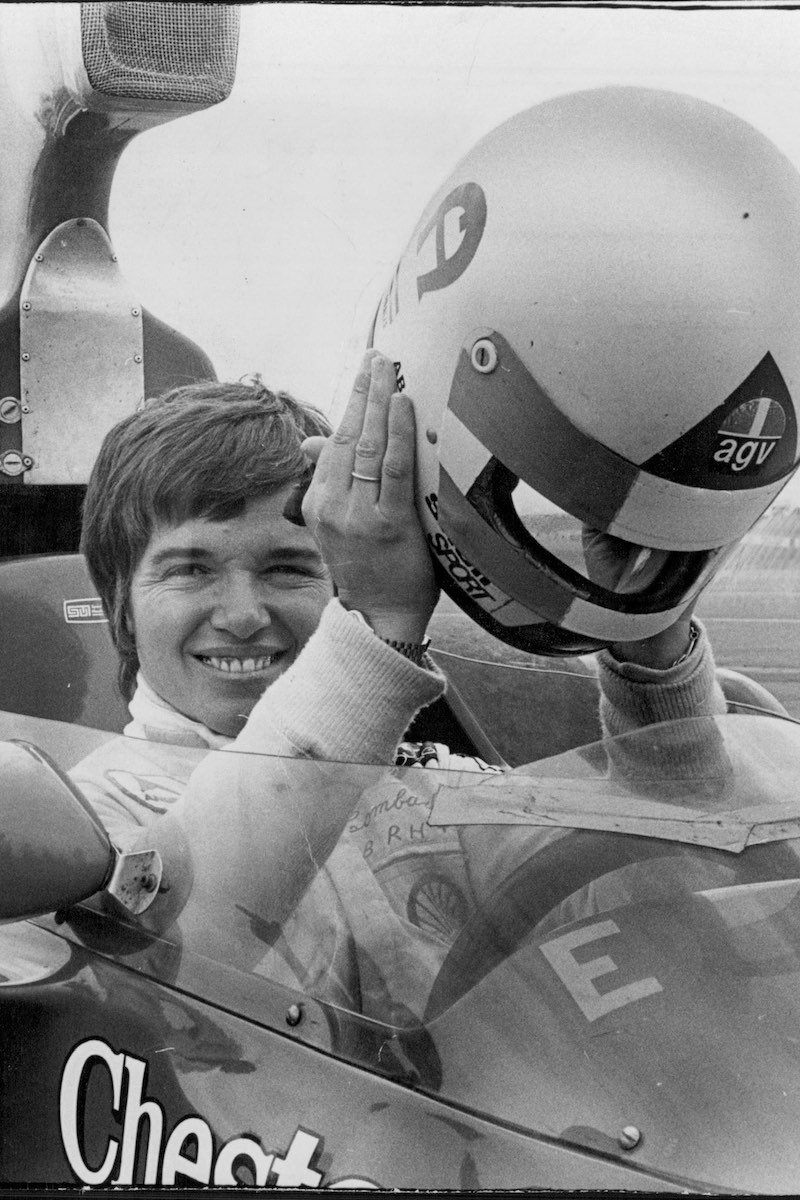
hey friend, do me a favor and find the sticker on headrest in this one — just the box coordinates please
[63,598,107,624]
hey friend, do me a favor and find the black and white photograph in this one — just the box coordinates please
[1,1,800,1192]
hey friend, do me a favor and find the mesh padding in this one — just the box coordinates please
[80,3,240,106]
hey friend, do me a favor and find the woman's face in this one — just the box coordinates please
[128,487,333,736]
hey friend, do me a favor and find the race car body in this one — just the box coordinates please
[2,6,800,1193]
[2,660,800,1191]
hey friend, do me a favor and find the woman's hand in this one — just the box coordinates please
[301,351,439,643]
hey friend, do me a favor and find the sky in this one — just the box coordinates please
[107,1,800,502]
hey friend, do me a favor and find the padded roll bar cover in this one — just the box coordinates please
[0,553,127,731]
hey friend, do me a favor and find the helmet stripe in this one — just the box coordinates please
[437,465,574,624]
[447,332,793,550]
[447,334,638,528]
[607,471,792,551]
[437,467,696,636]
[563,593,696,641]
[439,408,493,492]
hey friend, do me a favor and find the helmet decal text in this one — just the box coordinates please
[645,353,797,489]
[713,397,786,472]
[425,491,495,601]
[416,182,487,299]
[393,361,405,391]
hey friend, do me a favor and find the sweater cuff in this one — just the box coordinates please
[595,619,727,739]
[232,598,446,764]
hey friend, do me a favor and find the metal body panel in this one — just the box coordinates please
[19,219,144,484]
[6,707,798,1191]
[0,6,223,551]
[0,918,692,1191]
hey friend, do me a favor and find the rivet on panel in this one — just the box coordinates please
[1,451,26,475]
[618,1126,641,1151]
[286,1003,303,1027]
[0,397,21,423]
[471,337,498,374]
[21,302,31,311]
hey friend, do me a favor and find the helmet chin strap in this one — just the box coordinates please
[462,453,711,621]
[435,564,607,657]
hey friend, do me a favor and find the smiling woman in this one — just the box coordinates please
[128,490,333,737]
[81,378,333,733]
[70,355,452,946]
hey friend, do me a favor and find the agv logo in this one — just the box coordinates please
[644,353,796,489]
[712,397,786,473]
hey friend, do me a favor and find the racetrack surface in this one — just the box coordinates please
[696,571,800,718]
[694,509,800,717]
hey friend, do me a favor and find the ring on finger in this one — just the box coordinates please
[351,470,381,482]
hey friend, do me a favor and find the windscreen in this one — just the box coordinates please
[7,707,800,1193]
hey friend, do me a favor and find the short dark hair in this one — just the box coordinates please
[81,377,331,700]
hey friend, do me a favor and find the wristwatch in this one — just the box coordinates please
[346,608,431,666]
[378,637,432,667]
[668,619,700,668]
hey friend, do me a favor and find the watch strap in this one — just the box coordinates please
[379,637,432,666]
[344,607,431,666]
[668,619,700,668]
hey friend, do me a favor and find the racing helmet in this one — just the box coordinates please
[370,87,800,653]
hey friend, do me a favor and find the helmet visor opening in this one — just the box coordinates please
[467,458,719,613]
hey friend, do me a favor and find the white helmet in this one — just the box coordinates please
[370,87,800,653]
